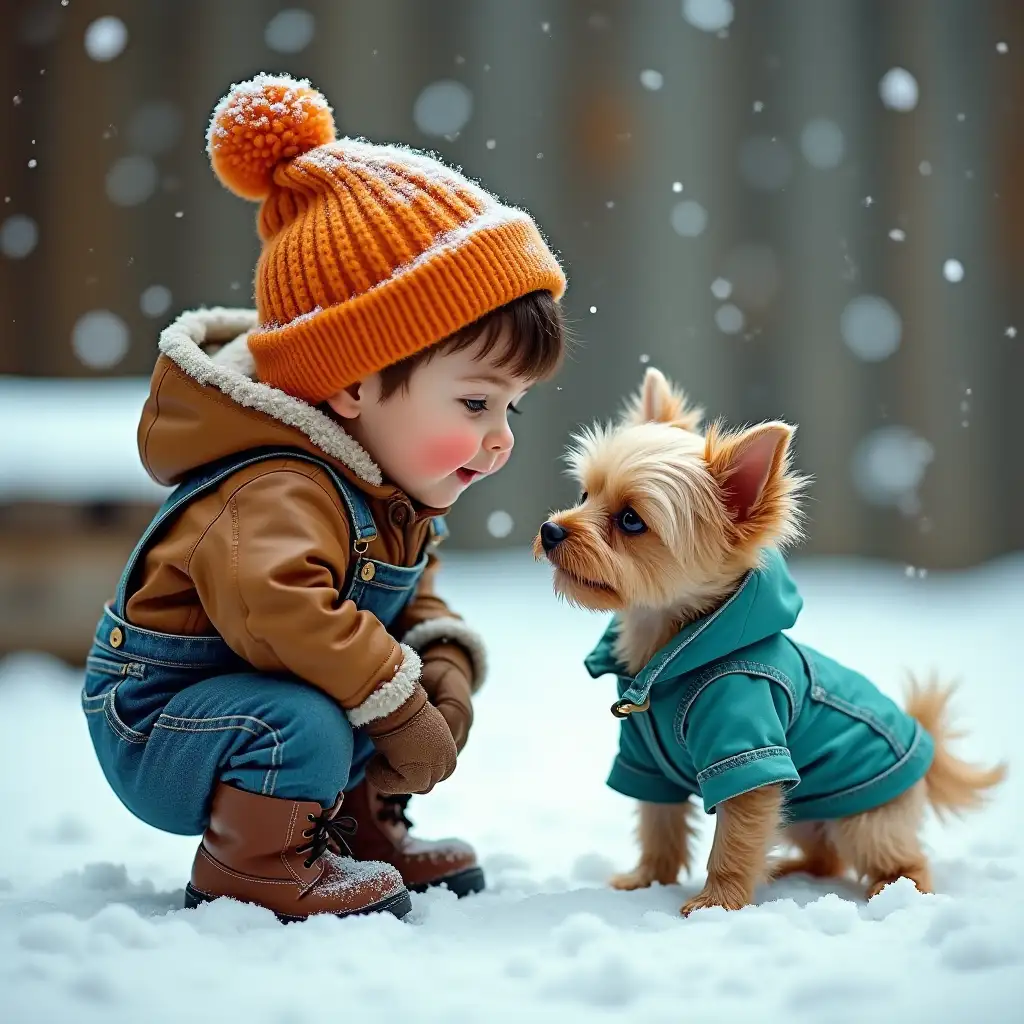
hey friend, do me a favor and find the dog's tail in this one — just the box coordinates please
[905,674,1006,821]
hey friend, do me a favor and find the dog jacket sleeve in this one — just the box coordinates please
[679,672,801,813]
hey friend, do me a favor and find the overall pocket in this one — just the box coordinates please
[81,651,150,743]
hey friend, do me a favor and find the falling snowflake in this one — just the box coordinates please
[414,80,473,137]
[840,295,902,362]
[140,285,172,319]
[264,9,315,54]
[486,511,514,539]
[800,118,845,170]
[0,215,39,259]
[672,181,683,193]
[682,0,735,33]
[710,277,733,300]
[851,426,934,510]
[879,67,919,111]
[670,199,708,237]
[889,228,906,241]
[942,259,964,283]
[72,310,130,368]
[640,69,664,91]
[84,16,128,62]
[715,304,744,335]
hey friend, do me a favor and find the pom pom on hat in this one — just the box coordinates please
[207,73,335,200]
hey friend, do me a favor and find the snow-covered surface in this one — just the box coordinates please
[0,377,165,501]
[1,551,1021,1023]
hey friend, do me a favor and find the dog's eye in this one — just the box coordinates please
[577,491,588,505]
[617,507,647,535]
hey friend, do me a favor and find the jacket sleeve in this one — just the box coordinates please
[393,549,488,691]
[681,673,801,813]
[188,466,420,725]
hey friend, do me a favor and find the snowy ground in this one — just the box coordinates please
[1,550,1022,1023]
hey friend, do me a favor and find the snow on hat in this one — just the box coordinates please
[207,73,566,403]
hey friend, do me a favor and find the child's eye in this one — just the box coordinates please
[509,404,523,416]
[462,399,487,413]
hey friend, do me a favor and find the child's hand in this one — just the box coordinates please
[420,644,474,752]
[363,685,458,795]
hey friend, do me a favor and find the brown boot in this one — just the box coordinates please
[185,783,411,922]
[342,779,485,897]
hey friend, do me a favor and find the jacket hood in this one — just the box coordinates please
[584,549,803,697]
[139,307,386,489]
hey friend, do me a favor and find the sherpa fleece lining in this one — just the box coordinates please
[402,616,488,692]
[158,307,382,485]
[348,644,422,726]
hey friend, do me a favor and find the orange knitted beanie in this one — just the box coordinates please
[206,73,566,404]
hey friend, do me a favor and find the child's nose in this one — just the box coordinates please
[486,421,515,454]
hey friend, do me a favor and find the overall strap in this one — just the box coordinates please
[113,446,379,617]
[429,515,449,545]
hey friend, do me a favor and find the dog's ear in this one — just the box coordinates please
[622,367,703,430]
[705,421,796,530]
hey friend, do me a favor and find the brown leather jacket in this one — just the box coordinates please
[125,307,485,724]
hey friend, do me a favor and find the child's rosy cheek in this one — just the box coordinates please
[414,433,480,475]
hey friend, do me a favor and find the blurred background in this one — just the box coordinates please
[1,0,1022,661]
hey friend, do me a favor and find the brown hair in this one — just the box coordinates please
[377,290,566,402]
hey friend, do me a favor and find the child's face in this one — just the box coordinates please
[329,329,532,508]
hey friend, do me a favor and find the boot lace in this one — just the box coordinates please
[296,809,358,869]
[377,793,414,828]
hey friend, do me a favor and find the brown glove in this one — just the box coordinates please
[363,683,458,795]
[419,642,475,752]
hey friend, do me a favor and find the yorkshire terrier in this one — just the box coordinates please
[535,367,1005,915]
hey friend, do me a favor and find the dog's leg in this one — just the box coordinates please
[681,784,783,915]
[772,822,847,880]
[609,800,697,890]
[826,780,932,898]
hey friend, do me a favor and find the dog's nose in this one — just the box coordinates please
[540,521,569,553]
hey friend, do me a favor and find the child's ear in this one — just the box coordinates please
[622,367,704,430]
[326,382,364,419]
[705,421,796,528]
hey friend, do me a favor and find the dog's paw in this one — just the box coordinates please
[680,882,749,916]
[609,865,676,891]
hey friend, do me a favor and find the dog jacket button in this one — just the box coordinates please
[360,562,376,582]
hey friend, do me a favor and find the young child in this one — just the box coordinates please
[81,73,566,922]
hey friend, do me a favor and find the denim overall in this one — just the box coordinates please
[81,446,446,836]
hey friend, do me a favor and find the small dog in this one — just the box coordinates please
[535,367,1005,915]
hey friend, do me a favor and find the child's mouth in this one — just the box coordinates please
[456,468,480,485]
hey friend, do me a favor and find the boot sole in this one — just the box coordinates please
[183,882,412,923]
[409,865,486,898]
